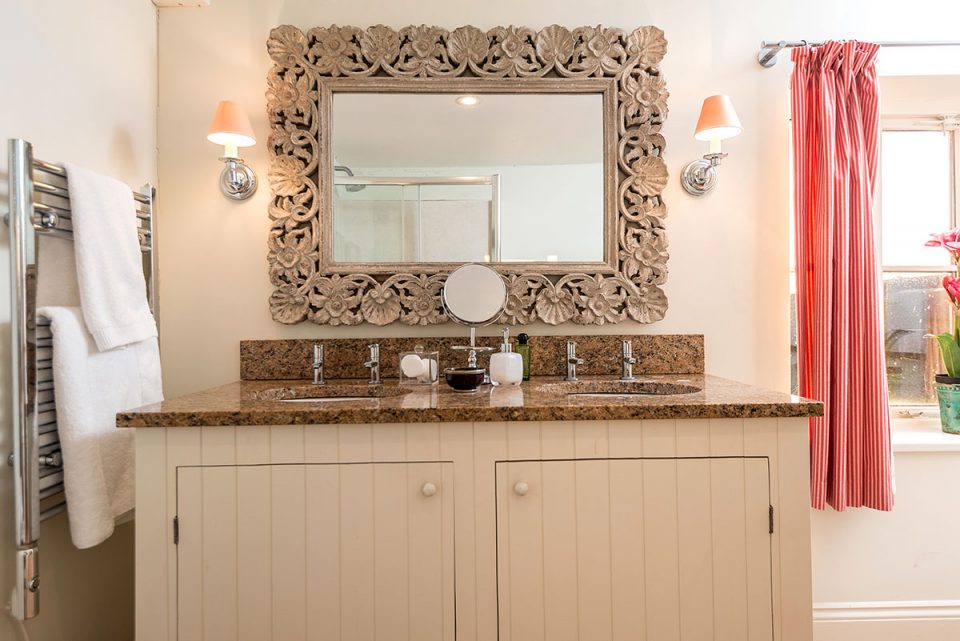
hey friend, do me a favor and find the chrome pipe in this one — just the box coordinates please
[140,183,158,319]
[38,486,64,501]
[333,175,497,186]
[33,202,71,218]
[565,340,584,382]
[757,39,960,68]
[364,343,381,385]
[9,138,41,620]
[34,180,70,200]
[312,343,325,386]
[620,340,637,382]
[33,202,149,223]
[490,173,501,262]
[761,39,960,49]
[32,159,150,204]
[34,228,74,242]
[31,158,65,177]
[39,504,67,522]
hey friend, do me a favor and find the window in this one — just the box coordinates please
[880,124,959,405]
[790,122,959,406]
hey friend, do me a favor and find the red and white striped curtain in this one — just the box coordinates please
[791,41,894,511]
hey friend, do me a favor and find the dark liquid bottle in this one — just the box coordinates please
[516,333,531,381]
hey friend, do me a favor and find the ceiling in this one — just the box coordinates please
[332,92,604,168]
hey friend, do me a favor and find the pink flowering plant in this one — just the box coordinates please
[927,229,960,378]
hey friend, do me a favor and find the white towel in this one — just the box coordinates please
[38,307,163,549]
[63,163,157,351]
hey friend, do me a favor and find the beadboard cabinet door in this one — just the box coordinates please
[176,462,456,641]
[496,457,774,641]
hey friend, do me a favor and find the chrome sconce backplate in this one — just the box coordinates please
[219,157,257,200]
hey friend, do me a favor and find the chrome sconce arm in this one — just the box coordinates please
[681,152,726,196]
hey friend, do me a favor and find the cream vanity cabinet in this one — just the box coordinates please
[175,461,456,641]
[497,458,774,641]
[135,418,812,641]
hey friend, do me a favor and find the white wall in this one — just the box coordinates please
[881,75,960,114]
[810,445,960,641]
[0,1,157,639]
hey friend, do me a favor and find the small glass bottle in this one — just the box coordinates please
[515,333,531,381]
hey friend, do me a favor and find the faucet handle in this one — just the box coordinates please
[312,343,325,386]
[621,340,636,364]
[366,343,382,385]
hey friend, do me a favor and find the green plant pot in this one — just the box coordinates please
[935,374,960,435]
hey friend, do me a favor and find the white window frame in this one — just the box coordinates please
[878,117,960,412]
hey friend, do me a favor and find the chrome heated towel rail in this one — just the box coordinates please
[5,138,157,620]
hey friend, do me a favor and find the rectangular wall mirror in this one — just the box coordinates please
[266,24,670,326]
[331,93,605,265]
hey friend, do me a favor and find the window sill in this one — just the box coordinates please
[891,410,960,452]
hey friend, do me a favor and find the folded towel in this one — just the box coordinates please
[38,307,163,549]
[63,163,157,351]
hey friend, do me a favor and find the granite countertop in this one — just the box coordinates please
[117,374,823,427]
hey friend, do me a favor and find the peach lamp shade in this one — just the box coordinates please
[693,95,742,153]
[207,100,256,158]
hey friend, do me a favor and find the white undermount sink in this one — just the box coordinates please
[254,384,411,403]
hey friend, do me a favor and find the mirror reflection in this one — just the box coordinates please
[331,92,605,265]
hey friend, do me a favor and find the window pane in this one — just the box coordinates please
[885,272,953,405]
[880,131,954,267]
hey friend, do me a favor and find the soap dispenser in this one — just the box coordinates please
[489,327,523,386]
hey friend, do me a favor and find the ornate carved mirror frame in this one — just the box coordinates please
[266,24,669,326]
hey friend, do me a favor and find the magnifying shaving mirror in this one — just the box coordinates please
[441,264,507,388]
[442,263,507,326]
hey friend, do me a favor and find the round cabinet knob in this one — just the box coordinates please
[513,481,529,496]
[421,482,438,497]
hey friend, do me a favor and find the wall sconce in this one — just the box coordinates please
[207,100,257,200]
[680,94,742,196]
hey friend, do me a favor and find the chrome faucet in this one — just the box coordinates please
[620,340,637,381]
[565,340,584,382]
[364,343,381,385]
[312,343,325,386]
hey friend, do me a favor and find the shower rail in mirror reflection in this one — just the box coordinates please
[332,173,501,263]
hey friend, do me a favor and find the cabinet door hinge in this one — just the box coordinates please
[768,505,775,534]
[173,516,179,545]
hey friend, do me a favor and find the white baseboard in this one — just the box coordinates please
[814,600,960,621]
[813,600,960,641]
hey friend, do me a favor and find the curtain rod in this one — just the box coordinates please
[757,40,960,68]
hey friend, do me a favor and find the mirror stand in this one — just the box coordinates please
[452,328,497,380]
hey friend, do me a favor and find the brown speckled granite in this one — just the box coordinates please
[240,334,704,380]
[117,374,822,427]
[534,380,702,396]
